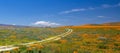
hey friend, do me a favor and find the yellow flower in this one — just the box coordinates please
[73,51,78,53]
[5,51,10,53]
[27,47,32,50]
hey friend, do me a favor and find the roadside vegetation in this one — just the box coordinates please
[0,27,65,46]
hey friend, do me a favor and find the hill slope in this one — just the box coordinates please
[81,22,120,26]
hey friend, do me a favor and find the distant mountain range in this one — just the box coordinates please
[81,22,120,26]
[0,22,120,28]
[0,24,31,28]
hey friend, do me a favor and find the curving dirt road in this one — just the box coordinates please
[0,28,73,52]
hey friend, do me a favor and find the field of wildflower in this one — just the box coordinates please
[0,26,120,53]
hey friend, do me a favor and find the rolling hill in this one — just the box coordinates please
[81,22,120,26]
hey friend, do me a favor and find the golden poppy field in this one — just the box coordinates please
[0,26,120,53]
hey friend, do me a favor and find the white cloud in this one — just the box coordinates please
[80,8,86,11]
[101,3,120,8]
[102,4,111,8]
[88,7,95,10]
[60,8,86,14]
[33,21,60,27]
[71,9,81,11]
[59,2,120,14]
[97,16,105,18]
[118,3,120,6]
[12,24,16,25]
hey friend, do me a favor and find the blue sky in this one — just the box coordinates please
[0,0,120,26]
